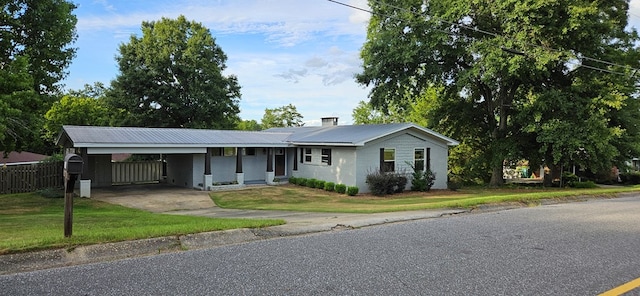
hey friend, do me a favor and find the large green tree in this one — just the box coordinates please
[357,0,640,185]
[261,104,304,129]
[44,84,113,141]
[107,15,241,129]
[0,0,77,153]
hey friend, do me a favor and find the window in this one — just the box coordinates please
[223,147,236,156]
[321,149,332,165]
[304,148,312,162]
[414,148,425,171]
[383,148,395,172]
[212,148,222,156]
[245,148,256,156]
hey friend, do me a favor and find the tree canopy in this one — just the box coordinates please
[107,15,241,129]
[261,104,304,129]
[0,0,77,153]
[357,0,640,185]
[44,84,113,141]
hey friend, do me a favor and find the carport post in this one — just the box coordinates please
[203,148,213,190]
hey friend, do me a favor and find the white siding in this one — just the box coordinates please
[293,147,357,187]
[355,131,450,192]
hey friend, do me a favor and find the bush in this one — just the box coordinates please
[335,184,347,194]
[324,182,335,191]
[295,178,306,186]
[305,178,317,187]
[571,181,598,188]
[289,176,298,185]
[411,169,436,192]
[365,170,408,196]
[620,172,640,185]
[315,180,326,189]
[561,172,579,187]
[346,186,359,196]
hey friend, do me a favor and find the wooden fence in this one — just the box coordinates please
[0,161,64,194]
[112,161,162,184]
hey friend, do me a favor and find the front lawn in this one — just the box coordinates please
[0,193,285,255]
[211,184,640,213]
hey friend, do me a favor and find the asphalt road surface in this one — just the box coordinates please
[2,195,640,295]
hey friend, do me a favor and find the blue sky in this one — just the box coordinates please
[65,0,371,126]
[64,0,640,126]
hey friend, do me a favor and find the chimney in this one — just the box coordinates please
[321,117,338,126]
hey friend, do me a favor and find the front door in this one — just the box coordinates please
[275,148,285,176]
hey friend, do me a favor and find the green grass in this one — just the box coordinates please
[0,193,285,255]
[211,184,640,213]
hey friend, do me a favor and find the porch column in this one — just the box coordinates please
[78,148,91,198]
[236,147,245,185]
[203,148,213,190]
[266,148,275,184]
[293,147,298,171]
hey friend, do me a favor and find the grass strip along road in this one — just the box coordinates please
[0,193,284,255]
[211,184,640,213]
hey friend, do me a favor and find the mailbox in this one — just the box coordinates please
[64,154,84,175]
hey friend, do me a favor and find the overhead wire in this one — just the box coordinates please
[327,0,640,77]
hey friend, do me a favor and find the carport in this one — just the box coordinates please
[57,125,292,197]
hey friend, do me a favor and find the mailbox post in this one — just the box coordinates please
[63,154,83,237]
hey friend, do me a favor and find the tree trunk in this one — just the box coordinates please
[489,164,504,187]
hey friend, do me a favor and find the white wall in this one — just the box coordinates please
[166,154,194,188]
[293,146,357,187]
[356,131,450,191]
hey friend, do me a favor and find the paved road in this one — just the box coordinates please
[1,196,639,295]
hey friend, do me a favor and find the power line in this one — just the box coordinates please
[328,0,639,76]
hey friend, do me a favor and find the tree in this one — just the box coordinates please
[236,119,262,131]
[0,0,77,153]
[0,56,39,153]
[44,92,112,141]
[357,0,640,186]
[352,100,403,124]
[261,104,304,129]
[106,15,241,129]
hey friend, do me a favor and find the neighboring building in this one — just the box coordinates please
[56,118,458,197]
[0,151,48,166]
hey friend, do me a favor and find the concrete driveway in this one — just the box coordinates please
[91,184,215,213]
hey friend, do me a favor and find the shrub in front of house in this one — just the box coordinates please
[324,182,335,191]
[365,170,408,196]
[305,178,317,188]
[335,183,347,194]
[346,186,359,196]
[289,176,298,185]
[315,180,325,189]
[296,177,307,186]
[410,169,436,192]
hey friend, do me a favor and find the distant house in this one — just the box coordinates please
[0,151,48,166]
[56,118,458,197]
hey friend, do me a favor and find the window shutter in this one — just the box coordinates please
[300,147,304,163]
[293,148,298,170]
[427,147,431,171]
[379,148,385,172]
[328,150,332,166]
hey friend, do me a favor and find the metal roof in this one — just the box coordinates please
[267,123,459,146]
[59,123,459,149]
[60,125,292,148]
